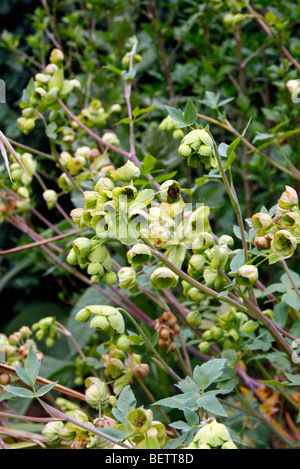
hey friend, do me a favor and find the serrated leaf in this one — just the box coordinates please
[197,394,228,417]
[193,359,227,391]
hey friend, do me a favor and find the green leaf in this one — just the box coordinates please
[24,346,41,387]
[112,385,136,425]
[14,365,33,388]
[34,382,57,397]
[141,154,156,176]
[165,105,186,126]
[197,395,228,417]
[193,359,227,391]
[1,386,35,398]
[183,99,196,126]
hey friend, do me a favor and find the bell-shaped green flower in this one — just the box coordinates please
[150,267,178,289]
[42,421,64,446]
[118,267,138,291]
[236,264,258,287]
[72,237,92,258]
[270,229,297,261]
[127,244,152,265]
[278,186,298,211]
[42,189,58,210]
[126,408,153,434]
[252,212,273,234]
[160,180,181,204]
[192,232,214,253]
[85,379,109,409]
[112,161,140,183]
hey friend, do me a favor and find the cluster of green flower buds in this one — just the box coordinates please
[252,186,300,264]
[75,100,111,130]
[75,304,125,338]
[32,316,60,347]
[187,419,237,449]
[178,128,217,169]
[18,48,80,136]
[198,307,259,354]
[8,152,36,208]
[184,234,235,311]
[159,115,184,140]
[0,327,43,374]
[67,237,117,286]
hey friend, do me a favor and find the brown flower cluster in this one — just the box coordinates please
[154,311,180,353]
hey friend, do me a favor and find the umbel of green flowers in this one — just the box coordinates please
[251,185,300,264]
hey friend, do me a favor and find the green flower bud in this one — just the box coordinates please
[187,254,205,279]
[159,115,179,132]
[58,173,73,193]
[49,48,64,64]
[83,191,99,209]
[252,212,273,233]
[188,288,206,305]
[150,267,178,290]
[194,420,231,447]
[73,237,92,258]
[87,262,104,276]
[88,243,109,263]
[172,129,184,140]
[160,180,181,204]
[225,329,239,342]
[70,208,84,226]
[110,103,122,113]
[199,443,212,449]
[90,314,110,331]
[222,441,237,449]
[236,264,258,287]
[192,232,214,253]
[42,189,58,210]
[94,177,115,192]
[278,186,298,210]
[126,408,153,434]
[75,307,91,323]
[271,230,297,260]
[186,310,202,328]
[262,309,273,320]
[42,421,64,446]
[17,117,36,135]
[102,132,120,147]
[114,333,130,352]
[85,380,109,409]
[104,271,118,286]
[210,325,223,340]
[118,267,138,291]
[112,161,140,182]
[240,320,259,333]
[127,244,152,265]
[218,235,234,248]
[105,358,124,379]
[17,186,30,199]
[198,341,211,354]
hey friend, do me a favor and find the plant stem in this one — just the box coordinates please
[118,307,181,382]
